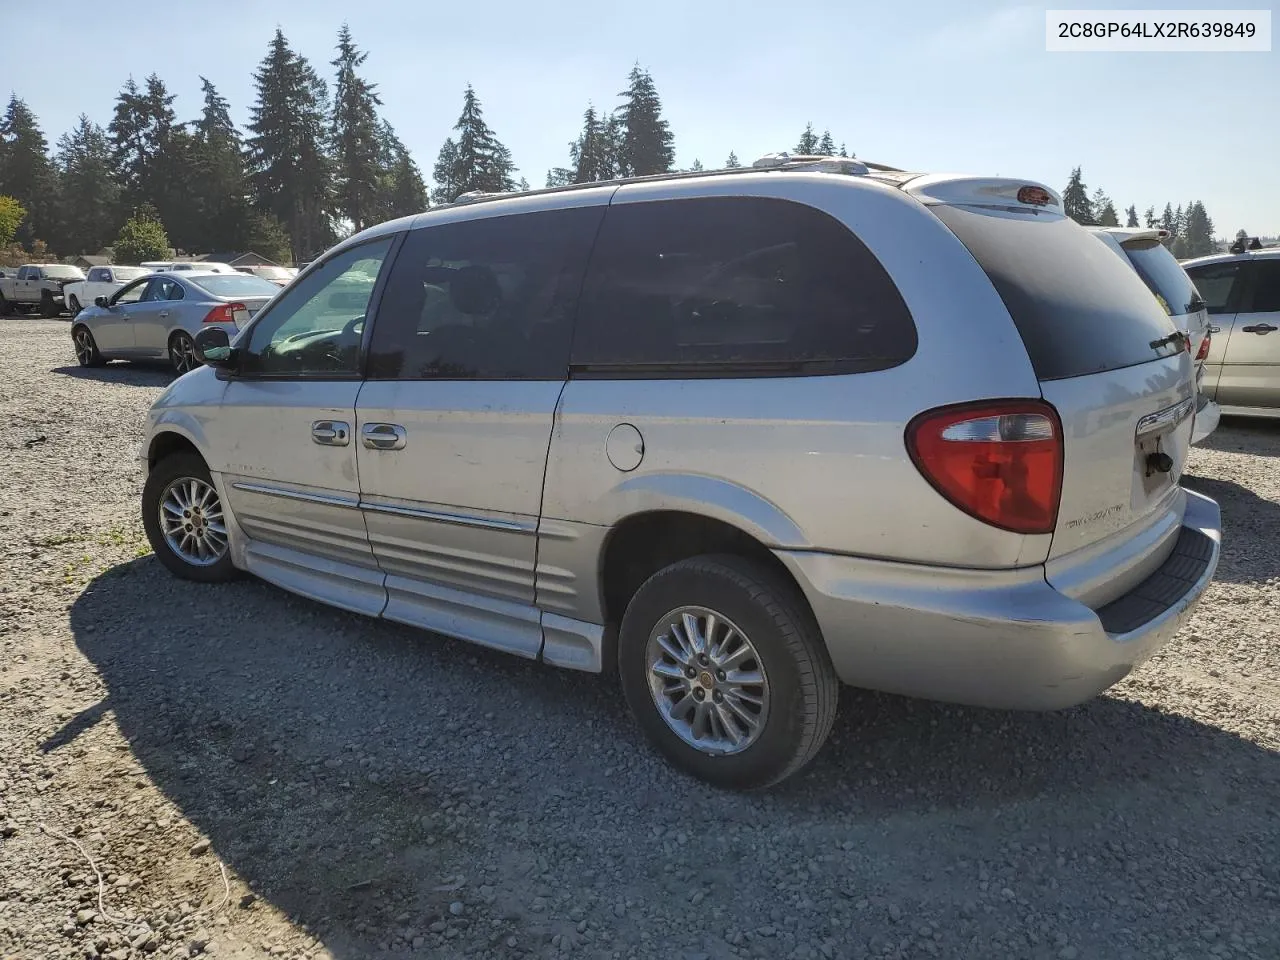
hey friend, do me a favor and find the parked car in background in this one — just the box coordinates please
[1088,227,1219,444]
[140,261,238,275]
[71,271,281,373]
[0,263,85,317]
[63,264,150,316]
[1183,245,1280,420]
[137,157,1221,789]
[235,264,298,286]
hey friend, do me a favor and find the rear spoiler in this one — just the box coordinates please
[903,175,1063,214]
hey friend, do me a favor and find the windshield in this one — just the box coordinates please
[44,266,85,280]
[1122,240,1202,317]
[190,274,282,299]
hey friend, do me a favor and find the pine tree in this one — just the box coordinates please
[246,29,333,261]
[330,25,385,233]
[188,78,253,253]
[724,151,741,169]
[432,86,517,204]
[569,105,613,183]
[1097,200,1119,227]
[1125,205,1139,228]
[244,211,291,263]
[1090,188,1113,227]
[1173,204,1185,241]
[375,122,427,220]
[817,130,836,156]
[688,159,703,172]
[1160,203,1175,235]
[1183,201,1215,258]
[1061,167,1092,225]
[839,143,850,158]
[615,65,674,177]
[1144,206,1157,228]
[0,95,56,247]
[108,75,192,244]
[545,167,574,188]
[796,123,819,155]
[55,116,119,255]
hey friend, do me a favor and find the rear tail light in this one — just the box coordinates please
[906,400,1063,535]
[1195,331,1211,361]
[202,302,251,325]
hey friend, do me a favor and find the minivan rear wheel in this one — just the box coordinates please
[618,554,838,789]
[142,453,237,583]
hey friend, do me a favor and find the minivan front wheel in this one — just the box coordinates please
[618,555,838,789]
[142,453,237,583]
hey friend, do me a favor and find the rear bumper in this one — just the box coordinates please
[1191,395,1221,445]
[776,489,1221,711]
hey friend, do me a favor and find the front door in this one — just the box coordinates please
[356,203,605,658]
[130,275,185,357]
[1215,259,1280,411]
[93,277,148,352]
[202,234,400,616]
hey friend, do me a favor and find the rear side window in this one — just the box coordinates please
[368,206,604,380]
[1246,261,1280,313]
[934,206,1182,381]
[1184,262,1243,314]
[1121,239,1202,316]
[570,196,917,377]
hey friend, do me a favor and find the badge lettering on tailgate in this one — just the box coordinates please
[1065,503,1126,529]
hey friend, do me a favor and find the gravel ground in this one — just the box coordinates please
[1,315,1278,960]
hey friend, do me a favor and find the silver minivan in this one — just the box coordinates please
[1183,247,1280,419]
[137,157,1222,788]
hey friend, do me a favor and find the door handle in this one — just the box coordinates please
[1207,325,1221,334]
[311,420,351,447]
[362,422,407,450]
[159,310,169,318]
[1241,323,1276,334]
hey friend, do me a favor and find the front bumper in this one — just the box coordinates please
[776,489,1221,711]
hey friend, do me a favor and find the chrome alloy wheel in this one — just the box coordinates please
[170,334,198,374]
[74,328,96,365]
[645,606,771,755]
[158,477,227,566]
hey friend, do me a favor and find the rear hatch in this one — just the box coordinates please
[1115,236,1211,364]
[914,181,1194,600]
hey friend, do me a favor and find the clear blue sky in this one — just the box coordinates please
[13,0,1279,236]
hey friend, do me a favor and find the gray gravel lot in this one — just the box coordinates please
[1,316,1278,960]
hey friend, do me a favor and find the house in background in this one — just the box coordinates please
[67,253,113,271]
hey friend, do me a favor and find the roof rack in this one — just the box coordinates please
[1228,236,1266,255]
[440,153,910,208]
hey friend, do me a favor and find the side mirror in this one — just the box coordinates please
[94,296,110,309]
[193,326,236,369]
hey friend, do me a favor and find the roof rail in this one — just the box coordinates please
[752,152,904,174]
[450,190,508,205]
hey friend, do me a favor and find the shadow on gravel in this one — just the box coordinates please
[1182,471,1280,584]
[67,557,1280,959]
[51,363,174,386]
[1198,415,1280,455]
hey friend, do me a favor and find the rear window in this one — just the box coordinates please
[571,196,917,377]
[190,274,281,299]
[933,206,1182,381]
[1121,239,1201,317]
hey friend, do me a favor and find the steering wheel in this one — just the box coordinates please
[342,315,365,338]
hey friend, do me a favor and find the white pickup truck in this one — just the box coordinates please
[0,264,86,316]
[63,264,150,315]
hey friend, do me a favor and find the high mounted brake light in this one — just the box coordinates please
[1017,186,1053,206]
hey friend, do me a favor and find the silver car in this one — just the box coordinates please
[71,271,281,374]
[1088,227,1221,444]
[137,156,1222,788]
[1182,246,1280,419]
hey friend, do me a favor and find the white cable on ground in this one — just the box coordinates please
[38,821,232,937]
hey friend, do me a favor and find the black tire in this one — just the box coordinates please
[69,295,81,317]
[72,325,105,367]
[141,452,238,583]
[40,291,60,318]
[0,294,11,316]
[168,331,199,374]
[617,554,839,790]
